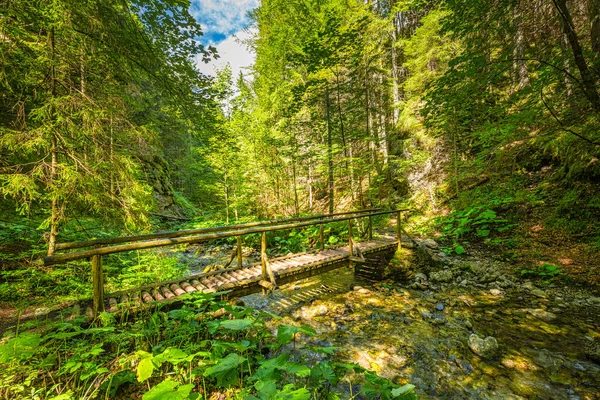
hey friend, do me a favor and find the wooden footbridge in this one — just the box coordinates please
[44,209,407,316]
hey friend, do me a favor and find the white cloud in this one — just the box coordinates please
[191,0,258,38]
[196,28,255,80]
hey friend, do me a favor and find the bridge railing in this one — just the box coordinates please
[45,208,408,316]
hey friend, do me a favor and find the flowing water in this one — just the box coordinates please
[240,264,600,399]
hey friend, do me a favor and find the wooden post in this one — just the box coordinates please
[397,210,402,251]
[236,235,242,268]
[368,215,373,240]
[319,222,324,251]
[91,254,104,316]
[348,219,353,254]
[261,232,268,294]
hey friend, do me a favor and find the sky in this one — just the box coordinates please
[191,0,259,80]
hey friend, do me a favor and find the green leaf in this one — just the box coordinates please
[476,229,490,237]
[218,318,255,330]
[307,345,338,354]
[478,209,497,221]
[255,380,278,399]
[154,347,189,365]
[143,380,195,400]
[276,325,315,345]
[391,384,417,399]
[136,352,155,383]
[204,352,246,379]
[454,244,465,255]
[273,385,310,400]
[310,362,336,384]
[282,362,311,377]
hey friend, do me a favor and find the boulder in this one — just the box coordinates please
[422,239,439,249]
[468,334,499,359]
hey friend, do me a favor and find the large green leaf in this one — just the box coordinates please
[391,384,417,399]
[273,385,311,400]
[136,356,155,383]
[218,318,255,330]
[142,379,197,400]
[204,352,246,386]
[154,347,189,365]
[276,325,315,345]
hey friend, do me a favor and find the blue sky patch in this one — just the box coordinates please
[190,0,258,45]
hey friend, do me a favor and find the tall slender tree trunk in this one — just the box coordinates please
[292,155,299,216]
[224,170,229,224]
[326,87,334,214]
[588,0,600,55]
[378,73,389,166]
[308,162,313,212]
[390,15,401,124]
[553,0,600,111]
[513,5,529,90]
[561,34,574,96]
[232,179,239,222]
[47,27,59,256]
[334,71,355,204]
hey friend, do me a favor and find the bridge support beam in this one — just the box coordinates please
[237,236,243,268]
[319,222,324,251]
[91,253,104,316]
[261,232,267,294]
[397,210,402,251]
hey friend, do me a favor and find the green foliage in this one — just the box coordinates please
[520,263,562,279]
[105,251,186,292]
[435,205,513,254]
[143,380,197,400]
[0,292,415,399]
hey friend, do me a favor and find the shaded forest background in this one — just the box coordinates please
[1,0,600,296]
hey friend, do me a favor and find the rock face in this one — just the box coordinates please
[468,334,499,359]
[430,270,453,283]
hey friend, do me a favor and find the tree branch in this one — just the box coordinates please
[539,83,600,146]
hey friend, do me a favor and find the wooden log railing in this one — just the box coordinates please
[45,208,408,316]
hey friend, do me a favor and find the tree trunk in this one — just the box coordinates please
[308,162,313,212]
[589,0,600,55]
[513,5,529,90]
[47,27,58,256]
[292,154,299,216]
[335,71,355,204]
[224,170,229,224]
[232,179,239,222]
[326,87,334,214]
[553,0,600,111]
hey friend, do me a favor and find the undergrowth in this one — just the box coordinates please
[0,292,415,399]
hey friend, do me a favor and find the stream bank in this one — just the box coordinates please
[229,241,600,399]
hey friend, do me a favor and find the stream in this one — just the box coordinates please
[182,243,600,399]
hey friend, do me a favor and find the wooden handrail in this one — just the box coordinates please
[44,209,407,266]
[54,208,382,251]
